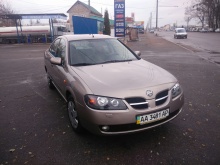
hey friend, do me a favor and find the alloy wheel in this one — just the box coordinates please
[68,100,78,129]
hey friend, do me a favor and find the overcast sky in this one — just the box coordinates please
[6,0,193,27]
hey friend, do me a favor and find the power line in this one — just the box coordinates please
[89,1,154,10]
[8,0,71,13]
[159,6,178,7]
[15,6,71,14]
[15,0,72,7]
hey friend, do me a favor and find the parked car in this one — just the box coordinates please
[44,34,184,135]
[200,28,208,33]
[215,28,220,33]
[174,28,187,39]
[208,28,213,32]
[149,29,154,33]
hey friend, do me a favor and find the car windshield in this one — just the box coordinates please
[177,29,186,33]
[69,39,138,66]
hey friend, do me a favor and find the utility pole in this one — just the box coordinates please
[150,12,152,29]
[156,0,158,30]
[88,0,90,7]
[155,0,178,30]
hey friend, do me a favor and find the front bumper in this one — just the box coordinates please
[177,35,187,38]
[77,92,184,135]
[99,108,182,135]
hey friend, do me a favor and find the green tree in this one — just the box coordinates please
[103,9,110,35]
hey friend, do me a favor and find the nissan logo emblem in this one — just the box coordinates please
[146,90,153,97]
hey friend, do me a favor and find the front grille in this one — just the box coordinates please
[155,90,168,106]
[99,109,181,133]
[125,97,148,109]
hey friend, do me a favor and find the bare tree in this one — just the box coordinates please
[36,19,41,25]
[185,0,220,29]
[184,16,192,29]
[185,1,206,28]
[0,0,15,26]
[29,19,34,26]
[52,19,58,23]
[206,0,220,29]
[52,18,64,24]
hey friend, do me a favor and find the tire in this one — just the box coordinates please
[47,76,54,89]
[67,96,83,133]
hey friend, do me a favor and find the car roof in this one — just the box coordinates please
[61,34,115,41]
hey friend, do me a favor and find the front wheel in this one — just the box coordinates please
[47,76,54,89]
[67,96,83,133]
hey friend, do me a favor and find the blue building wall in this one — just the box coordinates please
[72,16,98,34]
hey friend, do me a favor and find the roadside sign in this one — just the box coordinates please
[114,0,125,37]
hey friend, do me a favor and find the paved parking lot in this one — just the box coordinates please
[0,34,220,165]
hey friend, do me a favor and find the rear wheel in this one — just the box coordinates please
[67,96,83,133]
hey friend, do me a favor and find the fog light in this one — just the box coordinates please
[101,126,110,131]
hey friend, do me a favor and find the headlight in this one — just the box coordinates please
[171,83,182,98]
[84,95,127,110]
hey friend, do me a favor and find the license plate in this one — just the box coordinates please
[136,109,169,125]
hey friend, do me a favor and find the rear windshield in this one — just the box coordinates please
[69,39,138,66]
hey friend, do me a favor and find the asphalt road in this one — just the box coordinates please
[0,34,220,165]
[157,31,220,53]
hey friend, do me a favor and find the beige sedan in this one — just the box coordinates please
[44,34,184,135]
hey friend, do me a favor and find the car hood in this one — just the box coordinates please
[71,59,177,98]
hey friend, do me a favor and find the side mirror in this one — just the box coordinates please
[50,57,62,65]
[134,51,141,56]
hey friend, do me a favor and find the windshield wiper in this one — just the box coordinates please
[102,59,133,64]
[72,63,95,66]
[72,59,133,66]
